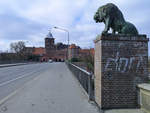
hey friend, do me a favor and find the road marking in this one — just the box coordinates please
[0,71,37,87]
[0,69,46,106]
[0,90,18,106]
[0,64,51,106]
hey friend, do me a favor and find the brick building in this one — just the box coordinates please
[79,48,94,58]
[68,44,94,60]
[33,47,45,56]
[24,32,69,62]
[24,32,94,62]
[68,44,80,59]
[44,32,68,61]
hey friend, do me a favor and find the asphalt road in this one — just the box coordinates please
[0,63,52,102]
[0,62,100,113]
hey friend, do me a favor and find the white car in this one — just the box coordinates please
[48,59,53,63]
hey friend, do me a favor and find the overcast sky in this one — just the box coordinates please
[0,0,150,52]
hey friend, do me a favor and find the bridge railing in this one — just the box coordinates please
[66,62,94,101]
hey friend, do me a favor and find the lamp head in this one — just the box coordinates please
[54,26,58,29]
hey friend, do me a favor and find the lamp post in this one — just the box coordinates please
[53,26,69,60]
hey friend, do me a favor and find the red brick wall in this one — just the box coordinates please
[94,34,149,109]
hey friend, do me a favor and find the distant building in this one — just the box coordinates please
[68,44,80,59]
[33,47,45,56]
[68,44,94,60]
[23,47,34,55]
[79,48,94,58]
[44,32,68,61]
[45,33,55,54]
[24,31,94,62]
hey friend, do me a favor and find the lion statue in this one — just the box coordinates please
[94,3,138,35]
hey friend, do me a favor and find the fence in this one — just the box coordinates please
[66,62,94,100]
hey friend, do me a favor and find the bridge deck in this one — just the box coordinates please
[0,63,99,113]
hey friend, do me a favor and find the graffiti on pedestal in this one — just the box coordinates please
[104,52,146,73]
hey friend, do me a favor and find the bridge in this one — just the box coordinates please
[0,62,147,113]
[0,63,99,113]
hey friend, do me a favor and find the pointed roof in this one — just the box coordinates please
[46,31,53,38]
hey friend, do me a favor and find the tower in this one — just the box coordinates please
[45,31,55,54]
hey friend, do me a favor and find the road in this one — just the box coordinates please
[0,63,52,102]
[0,62,99,113]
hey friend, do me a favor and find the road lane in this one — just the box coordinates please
[0,63,53,102]
[0,63,41,84]
[0,62,100,113]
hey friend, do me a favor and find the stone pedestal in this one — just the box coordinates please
[94,34,149,109]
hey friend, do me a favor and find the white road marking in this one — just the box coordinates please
[0,71,37,87]
[0,69,44,106]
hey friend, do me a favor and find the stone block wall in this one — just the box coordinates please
[138,84,150,113]
[94,34,149,109]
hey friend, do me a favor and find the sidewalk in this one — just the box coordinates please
[0,63,99,113]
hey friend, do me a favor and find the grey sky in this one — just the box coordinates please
[0,0,150,52]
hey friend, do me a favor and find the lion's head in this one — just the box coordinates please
[94,6,106,23]
[94,3,121,23]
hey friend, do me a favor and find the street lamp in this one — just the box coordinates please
[53,26,70,60]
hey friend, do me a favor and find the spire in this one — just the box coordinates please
[46,31,53,38]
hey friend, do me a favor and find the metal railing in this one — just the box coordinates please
[66,62,94,100]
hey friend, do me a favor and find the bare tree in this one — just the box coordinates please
[10,41,25,53]
[10,41,26,60]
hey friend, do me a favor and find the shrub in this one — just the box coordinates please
[70,58,80,62]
